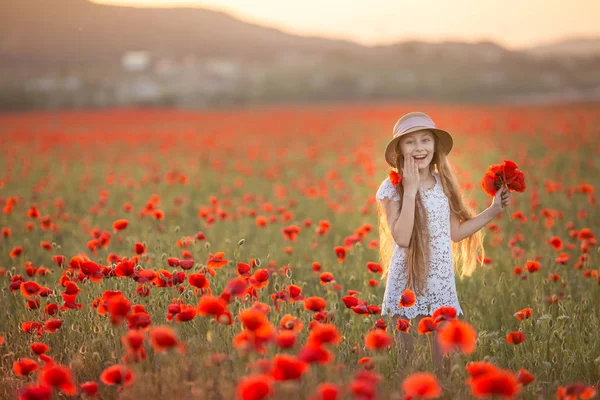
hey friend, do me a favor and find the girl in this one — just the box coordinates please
[375,111,511,373]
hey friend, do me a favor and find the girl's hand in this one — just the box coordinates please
[491,186,511,215]
[401,155,420,197]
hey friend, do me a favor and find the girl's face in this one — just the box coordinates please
[399,130,436,170]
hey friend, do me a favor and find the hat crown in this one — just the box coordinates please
[393,112,437,138]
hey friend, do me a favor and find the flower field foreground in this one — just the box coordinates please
[0,103,599,399]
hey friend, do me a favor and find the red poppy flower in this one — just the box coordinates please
[465,361,498,384]
[514,308,532,321]
[275,331,297,349]
[342,296,359,308]
[281,225,301,241]
[556,383,597,400]
[366,262,383,274]
[506,331,526,344]
[107,294,131,325]
[100,364,134,386]
[286,284,304,302]
[13,358,39,376]
[333,246,346,263]
[389,170,402,186]
[121,330,144,351]
[112,219,129,232]
[111,259,133,277]
[80,261,104,282]
[175,305,196,322]
[396,319,411,333]
[17,384,52,400]
[10,246,23,257]
[319,272,335,285]
[311,262,322,273]
[298,343,333,364]
[31,342,50,355]
[80,381,99,397]
[418,317,438,334]
[555,253,569,264]
[517,369,535,386]
[52,255,66,267]
[364,329,392,351]
[272,354,309,381]
[398,289,416,308]
[149,326,185,354]
[280,314,304,332]
[174,259,192,270]
[354,357,374,372]
[207,252,228,269]
[39,364,77,395]
[44,318,63,333]
[239,308,268,331]
[249,269,270,289]
[222,277,248,301]
[134,242,145,255]
[304,297,327,312]
[432,306,457,323]
[549,236,563,250]
[197,295,228,316]
[307,323,341,346]
[188,273,210,290]
[237,374,273,400]
[525,260,540,273]
[402,372,442,399]
[469,368,521,398]
[436,319,477,355]
[20,281,41,298]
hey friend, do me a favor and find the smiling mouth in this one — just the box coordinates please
[413,155,427,160]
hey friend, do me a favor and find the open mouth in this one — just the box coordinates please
[413,155,427,160]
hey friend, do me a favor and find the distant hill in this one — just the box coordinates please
[2,0,599,71]
[520,37,600,58]
[1,0,367,69]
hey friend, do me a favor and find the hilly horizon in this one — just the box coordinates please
[2,0,599,72]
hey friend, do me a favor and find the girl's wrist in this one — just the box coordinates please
[404,191,417,199]
[489,204,503,217]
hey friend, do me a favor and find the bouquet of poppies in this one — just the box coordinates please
[481,160,526,197]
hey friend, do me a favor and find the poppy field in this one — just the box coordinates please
[0,102,599,399]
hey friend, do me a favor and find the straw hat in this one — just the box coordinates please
[384,112,453,168]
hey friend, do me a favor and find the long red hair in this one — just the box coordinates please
[376,133,485,296]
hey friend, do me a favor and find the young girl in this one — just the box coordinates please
[375,111,511,372]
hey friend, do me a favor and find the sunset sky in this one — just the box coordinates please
[91,0,600,49]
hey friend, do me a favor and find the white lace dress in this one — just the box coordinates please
[376,171,464,319]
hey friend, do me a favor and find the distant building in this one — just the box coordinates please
[122,51,151,72]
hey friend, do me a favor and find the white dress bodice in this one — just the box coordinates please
[376,171,464,319]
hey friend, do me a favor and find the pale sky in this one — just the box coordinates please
[92,0,600,49]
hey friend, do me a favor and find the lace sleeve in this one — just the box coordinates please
[376,178,401,202]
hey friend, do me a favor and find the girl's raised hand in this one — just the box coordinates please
[492,185,511,215]
[401,155,420,197]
